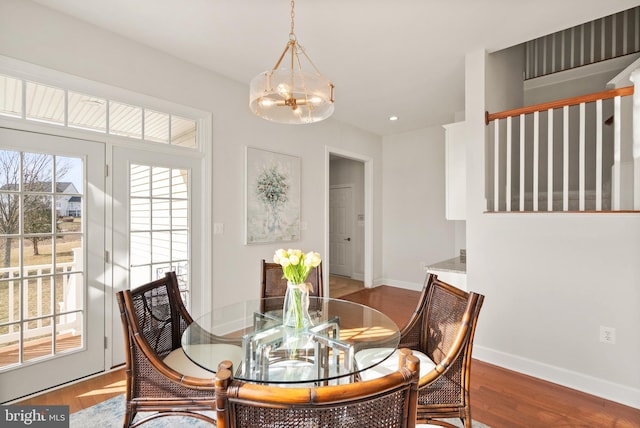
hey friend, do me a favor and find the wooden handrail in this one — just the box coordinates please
[485,85,634,124]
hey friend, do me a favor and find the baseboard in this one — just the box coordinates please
[374,277,423,292]
[474,345,640,410]
[350,272,364,281]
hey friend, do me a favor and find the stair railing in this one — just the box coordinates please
[485,85,637,212]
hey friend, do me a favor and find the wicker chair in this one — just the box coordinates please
[213,349,420,428]
[355,273,484,428]
[260,259,323,312]
[116,272,235,427]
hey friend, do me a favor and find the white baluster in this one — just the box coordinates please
[579,103,585,211]
[630,69,640,210]
[596,100,603,211]
[548,109,554,211]
[494,120,500,212]
[506,117,512,212]
[520,114,525,211]
[612,96,622,210]
[533,111,539,212]
[563,106,569,211]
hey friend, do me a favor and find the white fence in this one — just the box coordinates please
[0,257,82,347]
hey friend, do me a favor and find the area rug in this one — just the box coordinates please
[70,394,214,427]
[71,394,490,427]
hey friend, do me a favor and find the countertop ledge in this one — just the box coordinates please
[426,256,466,274]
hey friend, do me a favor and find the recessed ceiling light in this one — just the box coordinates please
[389,116,399,121]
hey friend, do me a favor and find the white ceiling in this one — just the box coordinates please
[30,0,639,136]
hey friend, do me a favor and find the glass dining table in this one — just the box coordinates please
[181,297,400,385]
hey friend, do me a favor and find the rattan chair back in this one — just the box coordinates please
[398,273,484,428]
[116,272,217,427]
[260,259,323,312]
[214,349,420,428]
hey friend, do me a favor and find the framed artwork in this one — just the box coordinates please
[245,147,300,244]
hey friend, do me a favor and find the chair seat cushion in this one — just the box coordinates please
[355,348,436,381]
[164,344,243,379]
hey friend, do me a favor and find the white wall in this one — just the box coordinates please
[0,0,383,308]
[381,127,456,290]
[467,49,640,409]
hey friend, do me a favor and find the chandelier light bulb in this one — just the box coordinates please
[277,83,291,99]
[260,99,276,107]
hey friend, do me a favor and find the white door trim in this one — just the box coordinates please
[325,147,373,289]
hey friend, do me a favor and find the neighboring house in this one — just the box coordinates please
[54,182,81,217]
[0,0,637,411]
[0,181,81,217]
[66,195,81,217]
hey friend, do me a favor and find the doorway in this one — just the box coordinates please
[327,151,369,296]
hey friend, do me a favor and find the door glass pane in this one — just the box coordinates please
[57,212,82,275]
[130,265,150,288]
[151,231,171,263]
[129,164,190,302]
[151,200,170,229]
[1,237,20,270]
[151,167,171,197]
[24,277,53,322]
[172,231,188,260]
[24,194,53,234]
[0,150,85,370]
[130,232,151,265]
[23,324,52,363]
[130,165,150,197]
[0,323,19,368]
[55,273,83,313]
[55,313,82,354]
[23,152,53,192]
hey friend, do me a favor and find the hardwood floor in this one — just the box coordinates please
[329,274,365,298]
[17,284,640,427]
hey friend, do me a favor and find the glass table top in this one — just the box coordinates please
[181,297,400,385]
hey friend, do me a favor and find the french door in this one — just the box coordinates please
[110,146,203,367]
[0,128,105,403]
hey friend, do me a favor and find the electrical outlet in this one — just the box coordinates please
[599,326,616,344]
[419,261,427,272]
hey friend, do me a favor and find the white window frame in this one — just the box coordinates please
[0,55,213,369]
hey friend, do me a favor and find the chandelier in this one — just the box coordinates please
[249,0,335,124]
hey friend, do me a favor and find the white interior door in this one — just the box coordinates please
[0,128,105,403]
[111,147,203,367]
[329,186,354,277]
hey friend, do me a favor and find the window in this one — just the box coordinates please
[0,73,199,149]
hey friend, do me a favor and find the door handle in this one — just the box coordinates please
[344,237,351,241]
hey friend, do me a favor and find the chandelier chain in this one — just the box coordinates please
[290,0,295,36]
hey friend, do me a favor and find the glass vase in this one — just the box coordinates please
[282,281,312,329]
